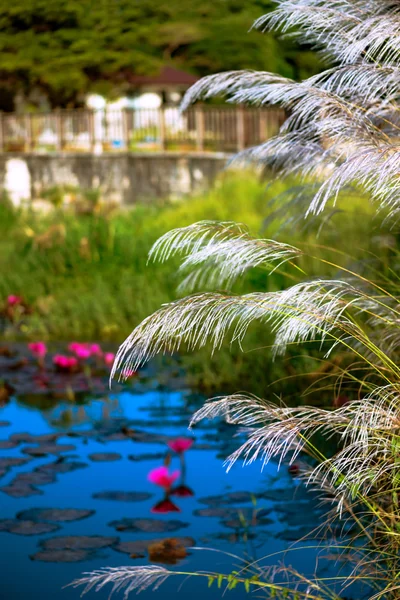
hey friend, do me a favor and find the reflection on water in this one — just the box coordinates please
[0,360,354,600]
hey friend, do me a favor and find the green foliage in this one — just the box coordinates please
[0,0,323,108]
[0,171,387,397]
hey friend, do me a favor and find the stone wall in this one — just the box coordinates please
[0,152,231,205]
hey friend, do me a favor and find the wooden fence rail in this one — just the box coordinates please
[0,106,285,154]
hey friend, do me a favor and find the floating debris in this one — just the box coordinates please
[113,536,195,561]
[16,508,95,523]
[88,453,121,462]
[148,538,189,565]
[0,421,10,427]
[109,518,188,533]
[92,490,152,502]
[0,519,60,536]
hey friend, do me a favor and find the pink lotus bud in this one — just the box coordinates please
[104,352,115,366]
[7,295,22,306]
[88,343,102,356]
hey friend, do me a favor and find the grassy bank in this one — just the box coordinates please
[0,171,392,396]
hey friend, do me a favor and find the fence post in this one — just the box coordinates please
[195,105,204,152]
[236,105,245,151]
[0,112,4,153]
[259,109,268,143]
[122,108,130,150]
[159,107,166,150]
[88,109,95,152]
[25,113,32,151]
[55,109,63,151]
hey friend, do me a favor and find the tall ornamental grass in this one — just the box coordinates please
[74,1,400,596]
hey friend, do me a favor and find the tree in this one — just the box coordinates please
[0,0,322,109]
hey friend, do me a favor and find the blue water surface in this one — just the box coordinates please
[0,365,354,600]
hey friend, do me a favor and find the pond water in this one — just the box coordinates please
[0,357,356,600]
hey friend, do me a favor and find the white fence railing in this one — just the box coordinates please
[0,106,285,153]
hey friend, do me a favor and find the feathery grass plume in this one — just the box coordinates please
[181,1,400,218]
[86,1,400,599]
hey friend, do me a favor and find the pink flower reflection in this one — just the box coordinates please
[151,498,181,513]
[148,466,180,490]
[170,484,194,498]
[167,438,194,454]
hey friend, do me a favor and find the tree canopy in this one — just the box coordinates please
[0,0,323,108]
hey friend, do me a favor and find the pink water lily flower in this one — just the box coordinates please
[53,355,78,371]
[68,342,82,353]
[147,466,180,490]
[28,342,47,358]
[104,352,115,366]
[7,295,22,306]
[167,438,194,454]
[88,343,102,356]
[68,342,92,359]
[74,346,91,360]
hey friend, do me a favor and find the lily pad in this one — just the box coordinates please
[194,506,271,520]
[22,443,76,456]
[0,457,30,470]
[198,491,255,506]
[13,471,56,486]
[128,453,165,462]
[0,519,59,536]
[37,460,87,475]
[93,490,152,502]
[109,518,188,533]
[0,440,17,449]
[88,453,121,462]
[11,432,60,444]
[30,549,94,563]
[222,516,273,529]
[0,483,43,498]
[40,535,118,550]
[113,537,195,556]
[278,526,324,541]
[17,508,95,523]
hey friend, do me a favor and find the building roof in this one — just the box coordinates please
[128,66,199,87]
